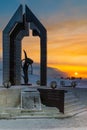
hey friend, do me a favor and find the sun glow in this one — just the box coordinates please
[74,72,78,76]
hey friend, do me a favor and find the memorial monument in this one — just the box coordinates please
[3,4,47,86]
[2,5,67,114]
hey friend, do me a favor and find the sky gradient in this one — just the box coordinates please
[0,0,87,77]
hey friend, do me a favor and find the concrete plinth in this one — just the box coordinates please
[21,88,41,111]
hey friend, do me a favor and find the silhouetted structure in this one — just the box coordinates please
[22,50,33,84]
[3,5,47,86]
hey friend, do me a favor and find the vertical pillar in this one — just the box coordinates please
[9,15,29,85]
[26,5,47,86]
[3,5,23,84]
[3,33,10,83]
[40,31,47,85]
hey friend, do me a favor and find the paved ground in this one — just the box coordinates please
[0,111,87,130]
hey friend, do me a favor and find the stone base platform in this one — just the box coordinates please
[0,86,87,119]
[0,85,71,119]
[0,105,74,119]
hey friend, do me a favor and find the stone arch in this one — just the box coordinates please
[3,5,47,86]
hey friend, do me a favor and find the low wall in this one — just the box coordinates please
[0,87,21,107]
[0,85,32,108]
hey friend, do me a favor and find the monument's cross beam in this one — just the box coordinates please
[3,5,47,86]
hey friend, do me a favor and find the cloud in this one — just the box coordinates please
[45,18,87,32]
[45,16,87,75]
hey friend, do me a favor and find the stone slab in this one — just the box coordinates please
[21,88,41,110]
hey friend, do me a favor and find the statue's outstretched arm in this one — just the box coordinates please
[23,50,27,59]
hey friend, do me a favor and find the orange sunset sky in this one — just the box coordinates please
[0,0,87,78]
[22,20,87,78]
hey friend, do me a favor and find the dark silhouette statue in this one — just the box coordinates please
[21,50,33,84]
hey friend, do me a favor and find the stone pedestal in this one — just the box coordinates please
[21,88,41,110]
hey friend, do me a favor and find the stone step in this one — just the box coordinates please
[65,91,77,97]
[65,103,86,111]
[20,105,61,118]
[65,93,77,99]
[0,107,21,114]
[64,90,87,115]
[65,95,76,100]
[65,108,87,115]
[65,91,80,103]
[65,98,79,104]
[65,105,85,113]
[65,101,84,109]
